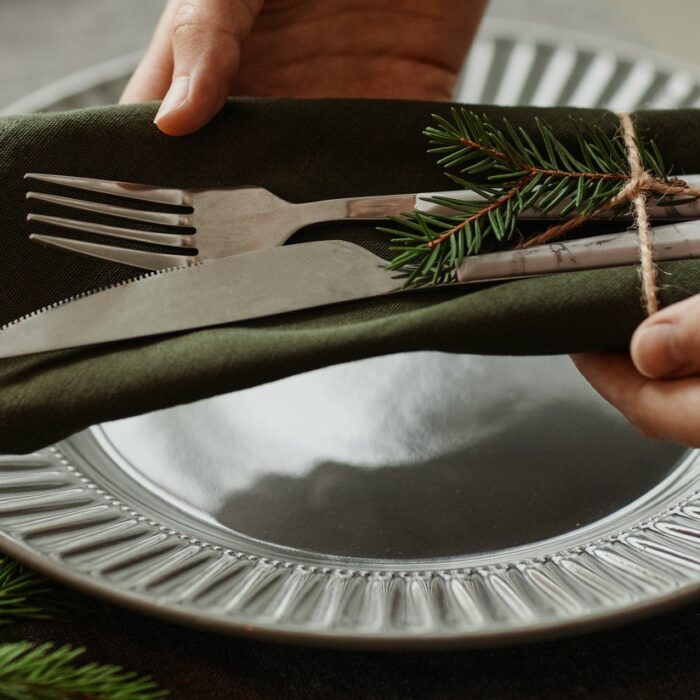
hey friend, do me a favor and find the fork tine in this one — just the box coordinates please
[29,234,195,271]
[26,191,191,228]
[27,213,196,248]
[24,173,187,206]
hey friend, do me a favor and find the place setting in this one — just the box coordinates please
[3,2,700,695]
[1,97,700,651]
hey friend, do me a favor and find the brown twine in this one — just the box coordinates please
[520,113,700,316]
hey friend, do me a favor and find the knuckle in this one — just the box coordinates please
[173,1,203,26]
[171,0,248,48]
[172,2,208,42]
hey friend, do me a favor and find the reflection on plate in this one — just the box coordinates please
[1,353,699,648]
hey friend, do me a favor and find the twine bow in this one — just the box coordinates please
[522,113,700,316]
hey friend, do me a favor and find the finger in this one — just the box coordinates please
[572,352,700,446]
[630,294,700,379]
[572,352,647,410]
[120,0,178,103]
[154,0,263,136]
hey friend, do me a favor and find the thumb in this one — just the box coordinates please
[631,294,700,379]
[155,0,262,136]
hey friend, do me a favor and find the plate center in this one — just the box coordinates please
[95,353,685,559]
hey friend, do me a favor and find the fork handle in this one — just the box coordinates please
[296,174,700,224]
[296,193,418,223]
[295,191,476,224]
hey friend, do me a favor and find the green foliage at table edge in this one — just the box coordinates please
[0,557,168,699]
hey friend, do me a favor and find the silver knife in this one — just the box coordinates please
[3,222,700,360]
[0,241,398,359]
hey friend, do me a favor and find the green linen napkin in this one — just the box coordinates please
[1,99,700,454]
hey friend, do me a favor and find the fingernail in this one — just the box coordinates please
[154,76,190,123]
[631,323,681,377]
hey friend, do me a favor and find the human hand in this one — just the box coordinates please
[573,294,700,446]
[121,0,487,136]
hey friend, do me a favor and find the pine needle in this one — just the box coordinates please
[0,642,167,699]
[0,558,56,623]
[0,557,169,697]
[382,109,669,286]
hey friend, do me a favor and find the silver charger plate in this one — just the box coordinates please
[1,354,700,648]
[2,18,700,648]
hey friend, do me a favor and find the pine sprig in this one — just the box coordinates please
[0,557,168,697]
[379,108,668,286]
[0,642,167,699]
[0,558,57,623]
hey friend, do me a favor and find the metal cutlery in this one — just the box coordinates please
[456,222,700,282]
[3,221,700,360]
[25,173,700,271]
[1,240,396,358]
[25,173,473,270]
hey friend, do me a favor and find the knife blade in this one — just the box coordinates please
[0,241,398,360]
[3,222,700,360]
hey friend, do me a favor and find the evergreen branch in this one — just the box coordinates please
[0,642,167,699]
[0,558,57,623]
[456,135,628,182]
[0,558,170,697]
[424,174,533,250]
[382,108,672,286]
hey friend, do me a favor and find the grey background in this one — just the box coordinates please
[0,0,163,108]
[1,0,697,111]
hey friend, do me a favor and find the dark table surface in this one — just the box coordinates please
[3,588,699,699]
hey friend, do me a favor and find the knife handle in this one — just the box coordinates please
[456,222,700,283]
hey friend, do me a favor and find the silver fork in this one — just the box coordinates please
[25,173,479,271]
[25,172,700,271]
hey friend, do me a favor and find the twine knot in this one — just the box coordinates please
[617,112,659,315]
[523,113,700,316]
